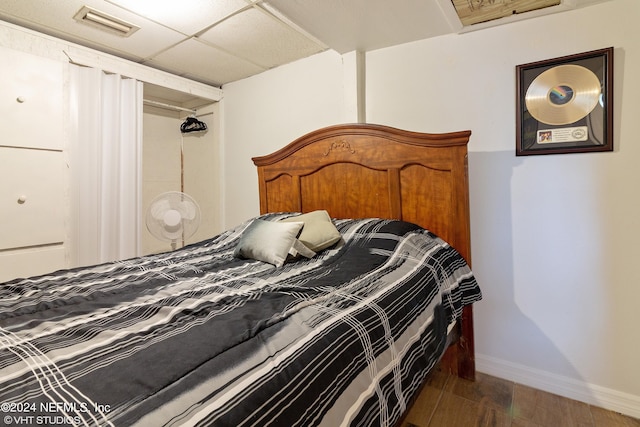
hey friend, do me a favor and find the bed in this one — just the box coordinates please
[0,123,481,426]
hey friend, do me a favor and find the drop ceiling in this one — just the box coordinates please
[0,0,608,93]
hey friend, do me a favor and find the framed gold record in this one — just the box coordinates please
[516,47,613,156]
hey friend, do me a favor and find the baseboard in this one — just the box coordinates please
[476,354,640,419]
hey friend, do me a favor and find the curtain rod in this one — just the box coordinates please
[143,98,197,114]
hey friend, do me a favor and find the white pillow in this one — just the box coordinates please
[234,219,305,267]
[280,210,342,252]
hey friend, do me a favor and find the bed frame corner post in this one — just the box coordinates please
[458,304,476,381]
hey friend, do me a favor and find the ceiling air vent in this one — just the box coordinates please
[73,6,140,37]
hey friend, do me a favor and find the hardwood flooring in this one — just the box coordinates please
[401,368,640,427]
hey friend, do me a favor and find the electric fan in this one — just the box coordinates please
[146,191,201,250]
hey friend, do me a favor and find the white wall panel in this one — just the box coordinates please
[0,148,65,250]
[0,246,65,283]
[0,46,63,151]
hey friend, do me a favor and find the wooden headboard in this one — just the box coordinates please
[252,123,475,379]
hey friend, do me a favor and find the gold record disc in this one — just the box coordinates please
[525,64,601,125]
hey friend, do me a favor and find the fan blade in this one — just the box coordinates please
[178,201,197,220]
[150,199,171,220]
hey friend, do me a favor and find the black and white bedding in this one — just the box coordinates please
[0,215,481,427]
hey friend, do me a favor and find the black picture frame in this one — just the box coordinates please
[516,47,613,156]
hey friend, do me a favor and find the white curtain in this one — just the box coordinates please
[69,65,143,267]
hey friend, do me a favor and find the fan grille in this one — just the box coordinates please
[146,191,201,245]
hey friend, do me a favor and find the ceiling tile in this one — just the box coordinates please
[106,0,250,35]
[264,0,456,53]
[146,38,265,87]
[0,0,187,59]
[198,6,326,69]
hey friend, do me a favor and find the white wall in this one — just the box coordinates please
[142,107,183,254]
[220,49,351,225]
[221,0,640,417]
[182,102,221,244]
[366,0,640,416]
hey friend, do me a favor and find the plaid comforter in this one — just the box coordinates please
[0,216,481,426]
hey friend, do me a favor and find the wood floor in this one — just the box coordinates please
[401,368,640,427]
